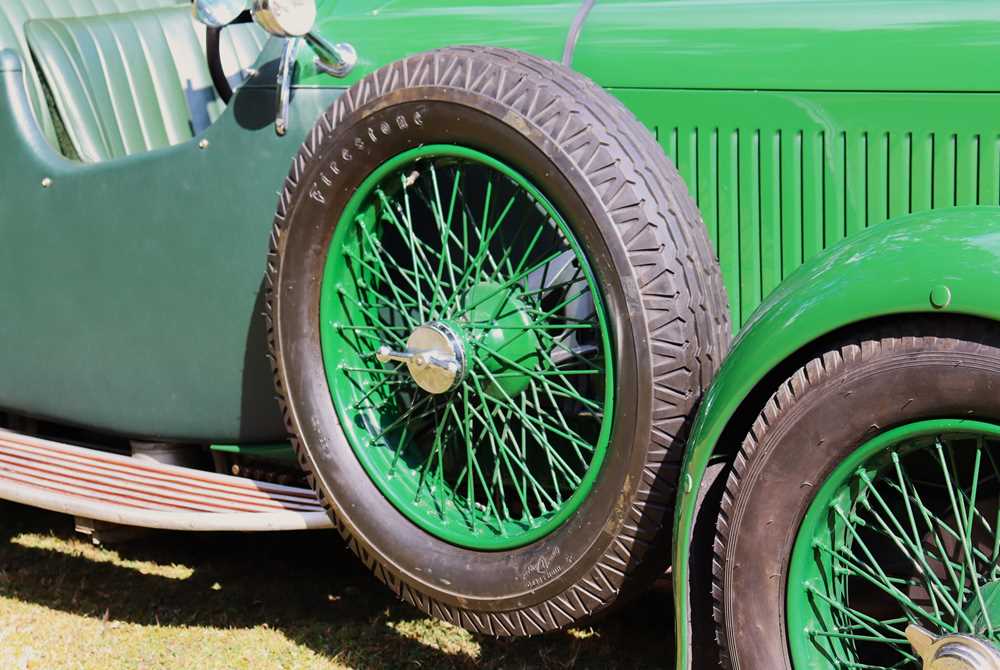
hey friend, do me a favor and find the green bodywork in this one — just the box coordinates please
[671,208,1000,668]
[0,42,338,442]
[2,0,1000,660]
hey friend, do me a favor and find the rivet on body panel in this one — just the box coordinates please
[930,285,952,310]
[198,139,210,150]
[40,177,52,188]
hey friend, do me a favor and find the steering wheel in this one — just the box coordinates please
[193,0,254,104]
[205,11,253,104]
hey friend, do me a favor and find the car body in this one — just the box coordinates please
[2,2,999,668]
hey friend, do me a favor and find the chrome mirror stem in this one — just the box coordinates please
[305,32,356,78]
[274,37,301,137]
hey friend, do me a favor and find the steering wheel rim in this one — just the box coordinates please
[204,10,253,104]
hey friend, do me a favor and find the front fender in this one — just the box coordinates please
[673,205,1000,669]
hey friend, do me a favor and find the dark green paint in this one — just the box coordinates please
[210,443,299,466]
[672,208,1000,669]
[0,49,338,441]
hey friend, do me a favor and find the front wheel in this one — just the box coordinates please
[714,317,1000,669]
[267,47,730,634]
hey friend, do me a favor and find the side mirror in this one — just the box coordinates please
[251,0,317,38]
[193,0,249,28]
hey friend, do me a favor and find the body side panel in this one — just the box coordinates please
[605,88,1000,326]
[0,50,338,442]
[672,207,1000,670]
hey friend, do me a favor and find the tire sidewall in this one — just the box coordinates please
[273,86,652,610]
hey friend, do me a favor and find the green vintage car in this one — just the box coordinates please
[1,0,999,667]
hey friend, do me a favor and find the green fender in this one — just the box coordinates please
[672,205,1000,669]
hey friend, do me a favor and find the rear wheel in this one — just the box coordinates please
[714,318,1000,668]
[269,46,729,634]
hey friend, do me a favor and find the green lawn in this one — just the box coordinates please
[0,502,673,669]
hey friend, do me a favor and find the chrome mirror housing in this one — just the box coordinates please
[251,0,317,38]
[192,0,249,28]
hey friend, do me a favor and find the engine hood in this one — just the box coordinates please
[304,1,1000,92]
[299,0,580,87]
[573,1,1000,92]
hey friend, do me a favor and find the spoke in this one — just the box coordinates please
[354,217,427,308]
[833,506,953,631]
[389,390,423,473]
[352,377,409,414]
[474,359,594,459]
[436,191,519,317]
[883,471,979,600]
[472,340,603,412]
[376,187,447,316]
[472,364,585,491]
[460,402,557,512]
[366,393,437,446]
[811,631,910,645]
[417,165,459,318]
[353,226,423,328]
[855,470,958,620]
[333,323,407,348]
[807,585,919,664]
[938,439,991,632]
[460,385,476,531]
[458,247,567,316]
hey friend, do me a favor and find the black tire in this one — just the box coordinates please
[267,46,730,635]
[713,316,1000,668]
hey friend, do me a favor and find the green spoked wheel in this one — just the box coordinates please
[789,421,1000,669]
[320,145,614,550]
[270,46,729,636]
[713,319,1000,669]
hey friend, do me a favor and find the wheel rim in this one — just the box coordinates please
[788,420,1000,668]
[319,145,615,550]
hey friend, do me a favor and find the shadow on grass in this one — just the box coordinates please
[0,502,673,669]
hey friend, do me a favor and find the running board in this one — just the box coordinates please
[0,429,333,532]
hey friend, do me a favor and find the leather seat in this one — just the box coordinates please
[26,6,266,162]
[0,0,176,151]
[1,1,267,162]
[25,6,268,162]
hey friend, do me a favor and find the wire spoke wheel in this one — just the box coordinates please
[789,420,1000,668]
[320,145,614,550]
[271,46,728,634]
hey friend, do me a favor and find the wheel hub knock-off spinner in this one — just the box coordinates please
[376,322,465,394]
[907,625,1000,670]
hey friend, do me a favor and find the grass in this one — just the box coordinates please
[0,502,674,669]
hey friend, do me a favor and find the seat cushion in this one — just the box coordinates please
[0,0,177,149]
[24,6,267,162]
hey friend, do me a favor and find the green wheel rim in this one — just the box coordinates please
[319,145,615,550]
[788,419,1000,668]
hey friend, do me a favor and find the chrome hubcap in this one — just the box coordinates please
[908,624,1000,670]
[375,321,465,395]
